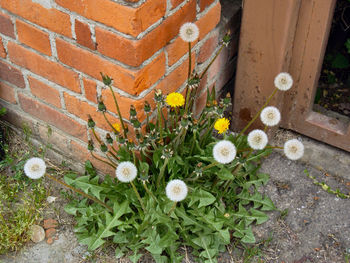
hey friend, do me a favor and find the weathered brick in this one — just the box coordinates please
[70,140,115,176]
[56,0,166,38]
[0,12,15,38]
[0,60,25,88]
[196,2,221,40]
[199,0,215,11]
[0,81,16,104]
[171,0,184,9]
[28,76,61,108]
[75,20,95,50]
[16,20,52,56]
[166,36,197,66]
[18,93,87,140]
[63,92,118,131]
[198,32,218,63]
[0,37,6,58]
[0,0,71,37]
[37,122,70,155]
[8,42,80,93]
[95,0,196,67]
[83,78,97,103]
[56,38,165,96]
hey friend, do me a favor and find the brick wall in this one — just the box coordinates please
[0,0,239,172]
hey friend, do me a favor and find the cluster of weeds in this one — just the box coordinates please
[0,124,47,255]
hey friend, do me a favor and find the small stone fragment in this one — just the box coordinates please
[47,196,57,203]
[46,237,53,245]
[29,224,45,243]
[45,228,56,238]
[43,218,58,229]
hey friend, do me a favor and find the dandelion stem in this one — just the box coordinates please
[200,43,225,79]
[90,152,116,169]
[157,158,169,187]
[157,102,163,143]
[130,181,146,212]
[188,42,192,79]
[108,85,128,138]
[238,88,278,137]
[143,182,158,203]
[102,112,119,134]
[45,173,113,213]
[168,201,177,216]
[91,128,102,145]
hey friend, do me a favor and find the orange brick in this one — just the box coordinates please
[196,2,221,41]
[199,0,215,11]
[16,20,51,56]
[0,60,25,88]
[198,32,218,63]
[28,76,61,108]
[166,37,198,66]
[70,140,115,176]
[7,42,80,93]
[0,0,71,37]
[63,92,118,131]
[0,37,6,58]
[18,93,87,140]
[96,0,196,67]
[56,0,166,38]
[0,12,14,38]
[75,20,95,50]
[0,81,16,104]
[83,78,97,103]
[56,38,165,96]
[171,0,184,9]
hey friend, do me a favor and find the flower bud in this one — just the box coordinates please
[87,140,94,151]
[87,115,95,128]
[97,97,107,112]
[100,72,113,86]
[100,143,108,152]
[106,133,113,144]
[144,101,151,113]
[129,105,137,117]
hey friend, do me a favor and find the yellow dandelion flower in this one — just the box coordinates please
[214,118,230,134]
[112,123,121,133]
[166,92,185,107]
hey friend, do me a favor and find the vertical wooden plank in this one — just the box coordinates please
[232,0,301,132]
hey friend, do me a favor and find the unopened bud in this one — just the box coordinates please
[100,72,113,86]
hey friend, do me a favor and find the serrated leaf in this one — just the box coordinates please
[250,208,269,224]
[217,167,234,180]
[237,189,276,211]
[189,188,216,208]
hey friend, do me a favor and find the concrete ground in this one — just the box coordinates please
[1,129,349,263]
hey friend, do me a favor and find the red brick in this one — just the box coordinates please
[195,83,214,116]
[45,228,56,238]
[95,0,196,67]
[83,78,97,103]
[70,140,115,176]
[43,219,58,229]
[63,92,118,131]
[56,0,166,38]
[18,93,87,140]
[56,39,165,96]
[0,37,6,58]
[198,32,218,63]
[37,123,70,155]
[28,76,61,108]
[75,20,95,50]
[0,12,14,38]
[196,2,221,41]
[16,20,51,56]
[8,42,80,93]
[171,0,184,9]
[0,81,16,104]
[166,36,197,66]
[0,0,71,37]
[200,0,215,11]
[0,60,25,88]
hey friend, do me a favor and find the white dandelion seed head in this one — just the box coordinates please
[284,139,304,160]
[247,129,268,150]
[213,140,237,164]
[179,22,199,42]
[274,72,293,91]
[260,106,281,127]
[166,179,188,202]
[116,161,137,183]
[24,157,46,179]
